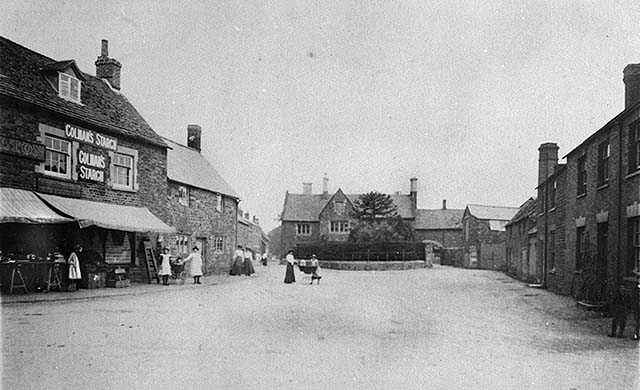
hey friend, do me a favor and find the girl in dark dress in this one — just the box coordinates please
[230,245,244,275]
[243,248,255,276]
[284,250,296,284]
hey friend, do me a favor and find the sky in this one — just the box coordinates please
[3,1,640,232]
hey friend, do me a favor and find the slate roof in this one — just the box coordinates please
[0,36,166,147]
[414,208,464,230]
[281,192,414,221]
[506,198,537,227]
[465,204,519,221]
[164,137,239,199]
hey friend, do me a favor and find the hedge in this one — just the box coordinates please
[294,241,425,261]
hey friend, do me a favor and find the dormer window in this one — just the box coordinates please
[59,72,81,103]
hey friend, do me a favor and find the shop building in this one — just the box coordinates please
[0,36,174,288]
[162,125,240,274]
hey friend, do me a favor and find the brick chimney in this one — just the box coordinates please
[624,63,640,108]
[187,124,202,152]
[303,183,312,195]
[95,39,122,90]
[409,177,418,214]
[538,143,559,186]
[321,174,329,199]
[442,199,447,210]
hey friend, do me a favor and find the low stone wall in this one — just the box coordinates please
[318,260,426,271]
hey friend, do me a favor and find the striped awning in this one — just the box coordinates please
[0,187,72,224]
[37,193,175,233]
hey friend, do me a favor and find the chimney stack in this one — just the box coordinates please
[624,63,640,108]
[95,39,122,90]
[538,143,559,186]
[321,174,329,199]
[187,124,202,152]
[409,177,418,214]
[442,199,447,210]
[244,212,250,220]
[302,183,312,195]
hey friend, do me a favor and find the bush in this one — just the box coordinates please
[294,241,424,261]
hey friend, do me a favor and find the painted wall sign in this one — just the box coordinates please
[0,135,46,161]
[77,149,106,182]
[65,124,117,151]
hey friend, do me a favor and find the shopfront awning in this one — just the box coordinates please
[0,187,73,224]
[36,193,176,233]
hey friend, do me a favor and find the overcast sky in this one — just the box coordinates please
[3,1,640,232]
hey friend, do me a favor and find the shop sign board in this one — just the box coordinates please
[77,148,106,183]
[0,135,45,161]
[65,124,117,151]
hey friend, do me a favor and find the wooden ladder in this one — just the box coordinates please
[143,241,160,284]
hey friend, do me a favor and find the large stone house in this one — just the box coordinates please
[162,125,239,275]
[535,63,640,301]
[0,37,174,283]
[280,177,418,254]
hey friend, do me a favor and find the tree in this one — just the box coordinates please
[352,191,398,220]
[348,192,414,242]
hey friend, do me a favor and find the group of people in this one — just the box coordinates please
[284,250,321,284]
[230,246,267,276]
[158,246,203,285]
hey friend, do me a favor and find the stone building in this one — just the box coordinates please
[461,204,519,270]
[0,37,174,284]
[505,198,539,283]
[280,176,418,254]
[162,125,239,275]
[413,200,464,265]
[536,63,640,301]
[237,212,269,258]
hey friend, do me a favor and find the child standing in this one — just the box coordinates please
[184,246,203,284]
[158,247,172,286]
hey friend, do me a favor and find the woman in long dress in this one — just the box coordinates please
[230,246,244,275]
[284,250,296,284]
[67,244,82,282]
[243,248,255,276]
[158,247,172,285]
[184,246,203,284]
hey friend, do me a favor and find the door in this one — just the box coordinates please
[528,238,538,283]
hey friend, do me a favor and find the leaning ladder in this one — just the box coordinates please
[143,241,160,284]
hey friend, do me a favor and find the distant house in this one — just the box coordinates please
[505,198,539,282]
[280,177,418,254]
[163,125,239,274]
[414,200,464,265]
[237,211,269,257]
[462,204,519,270]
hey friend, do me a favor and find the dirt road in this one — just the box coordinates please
[2,264,638,389]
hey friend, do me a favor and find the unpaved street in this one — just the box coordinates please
[2,265,638,390]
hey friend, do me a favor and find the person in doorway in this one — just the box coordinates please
[184,246,203,284]
[284,249,296,284]
[67,244,83,283]
[261,252,268,266]
[158,247,172,286]
[243,247,255,276]
[230,245,244,275]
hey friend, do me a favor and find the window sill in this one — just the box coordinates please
[596,183,609,191]
[576,193,586,199]
[625,170,640,180]
[549,207,556,213]
[574,270,584,275]
[112,185,137,193]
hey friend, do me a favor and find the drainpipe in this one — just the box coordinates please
[542,187,548,288]
[616,120,623,287]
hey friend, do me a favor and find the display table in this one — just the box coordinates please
[0,261,69,294]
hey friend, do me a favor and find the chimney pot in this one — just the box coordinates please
[101,39,109,57]
[303,183,312,195]
[442,199,447,210]
[409,177,418,214]
[187,124,202,152]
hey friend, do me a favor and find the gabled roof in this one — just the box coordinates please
[465,204,519,221]
[281,191,414,221]
[0,36,166,147]
[164,137,239,199]
[414,208,464,230]
[506,198,537,227]
[318,188,354,215]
